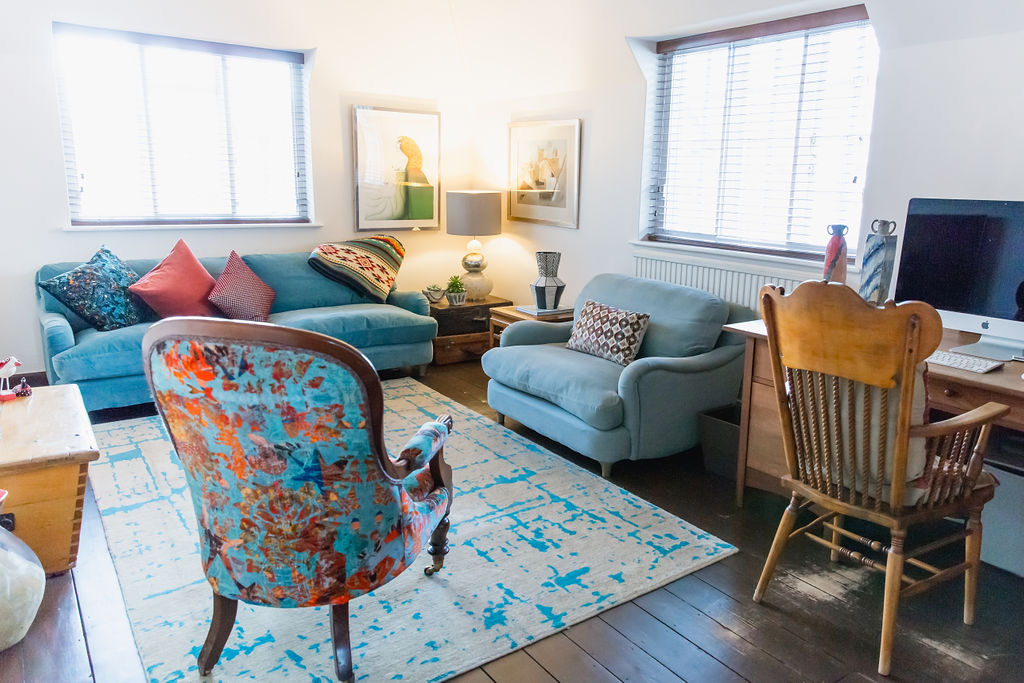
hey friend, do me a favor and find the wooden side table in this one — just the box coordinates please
[429,295,513,364]
[489,305,575,347]
[0,384,99,575]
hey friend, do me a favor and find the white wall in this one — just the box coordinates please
[3,0,1023,372]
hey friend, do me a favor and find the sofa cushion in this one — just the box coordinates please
[481,344,624,430]
[208,250,276,322]
[242,253,380,313]
[52,322,153,382]
[37,247,152,332]
[308,235,405,303]
[129,239,220,317]
[268,304,437,348]
[567,300,650,366]
[575,274,728,359]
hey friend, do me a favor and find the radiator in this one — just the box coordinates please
[634,255,805,311]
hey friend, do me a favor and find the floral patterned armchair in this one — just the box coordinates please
[142,318,454,682]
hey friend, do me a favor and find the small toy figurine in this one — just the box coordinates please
[0,357,21,393]
[14,378,32,398]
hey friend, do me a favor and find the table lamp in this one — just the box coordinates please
[446,190,502,300]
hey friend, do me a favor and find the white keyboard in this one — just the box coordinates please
[927,350,1004,374]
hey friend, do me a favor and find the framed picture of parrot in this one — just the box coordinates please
[353,106,440,230]
[508,119,581,229]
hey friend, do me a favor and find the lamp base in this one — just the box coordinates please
[462,271,493,300]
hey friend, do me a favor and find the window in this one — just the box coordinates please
[646,6,878,256]
[53,23,311,226]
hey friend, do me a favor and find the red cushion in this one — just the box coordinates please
[129,239,220,317]
[207,251,276,322]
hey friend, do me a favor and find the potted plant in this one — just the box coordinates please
[445,275,467,306]
[422,283,445,304]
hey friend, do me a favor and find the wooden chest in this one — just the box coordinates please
[429,295,512,364]
[0,385,99,575]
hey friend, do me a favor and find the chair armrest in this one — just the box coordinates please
[386,290,430,316]
[618,345,747,461]
[391,415,454,474]
[910,402,1009,439]
[39,311,76,361]
[500,320,573,347]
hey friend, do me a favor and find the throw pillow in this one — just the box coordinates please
[37,246,151,331]
[307,235,405,303]
[208,250,276,322]
[566,300,651,366]
[129,239,220,317]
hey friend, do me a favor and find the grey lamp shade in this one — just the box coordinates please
[446,190,501,237]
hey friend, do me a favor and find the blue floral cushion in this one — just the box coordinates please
[37,247,152,331]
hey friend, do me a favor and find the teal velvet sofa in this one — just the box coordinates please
[36,252,437,411]
[481,273,754,477]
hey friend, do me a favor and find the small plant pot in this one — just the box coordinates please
[445,291,467,306]
[423,289,445,304]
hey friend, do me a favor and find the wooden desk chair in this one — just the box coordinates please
[753,281,1009,676]
[142,318,455,681]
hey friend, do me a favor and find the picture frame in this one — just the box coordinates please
[353,106,440,231]
[507,119,581,229]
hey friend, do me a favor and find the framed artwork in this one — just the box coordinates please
[353,106,440,231]
[508,119,581,229]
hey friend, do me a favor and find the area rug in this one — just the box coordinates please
[90,377,736,682]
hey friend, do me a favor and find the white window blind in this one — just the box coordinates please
[53,23,311,226]
[648,9,878,255]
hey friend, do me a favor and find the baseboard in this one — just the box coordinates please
[16,371,49,387]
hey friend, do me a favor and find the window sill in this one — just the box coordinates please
[630,239,861,279]
[63,222,323,232]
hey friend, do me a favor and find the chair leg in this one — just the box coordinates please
[878,528,907,677]
[197,593,238,676]
[600,461,613,478]
[424,515,450,576]
[331,603,355,683]
[496,412,505,426]
[964,508,983,625]
[753,495,800,603]
[830,514,845,562]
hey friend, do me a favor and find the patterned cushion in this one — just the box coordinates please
[307,235,404,303]
[37,246,151,331]
[208,251,276,322]
[566,300,651,366]
[129,239,220,317]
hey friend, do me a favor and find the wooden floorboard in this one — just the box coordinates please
[9,360,1024,682]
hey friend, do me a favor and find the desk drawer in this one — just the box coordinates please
[929,378,1024,432]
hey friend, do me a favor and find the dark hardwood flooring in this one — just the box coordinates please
[3,361,1023,682]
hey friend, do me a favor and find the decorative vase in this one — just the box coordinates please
[823,224,848,284]
[858,219,899,305]
[0,489,46,652]
[531,251,565,310]
[444,291,467,306]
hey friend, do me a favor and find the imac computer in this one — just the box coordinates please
[894,197,1024,361]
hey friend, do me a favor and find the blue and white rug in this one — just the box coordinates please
[90,377,736,682]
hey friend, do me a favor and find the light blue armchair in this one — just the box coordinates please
[481,274,754,477]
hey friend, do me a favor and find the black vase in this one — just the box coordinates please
[531,251,565,310]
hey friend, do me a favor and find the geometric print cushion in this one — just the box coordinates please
[566,299,651,366]
[307,235,405,303]
[207,250,276,322]
[36,246,152,332]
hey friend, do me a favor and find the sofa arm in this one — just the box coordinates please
[500,320,573,347]
[387,290,430,316]
[618,345,746,461]
[39,311,75,357]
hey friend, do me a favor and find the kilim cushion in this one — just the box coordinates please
[37,246,152,331]
[566,299,651,366]
[208,251,276,322]
[307,235,405,303]
[129,239,220,318]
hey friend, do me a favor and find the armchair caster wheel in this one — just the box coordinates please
[424,560,444,577]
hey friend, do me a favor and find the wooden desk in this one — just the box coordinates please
[726,319,1024,506]
[0,384,99,574]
